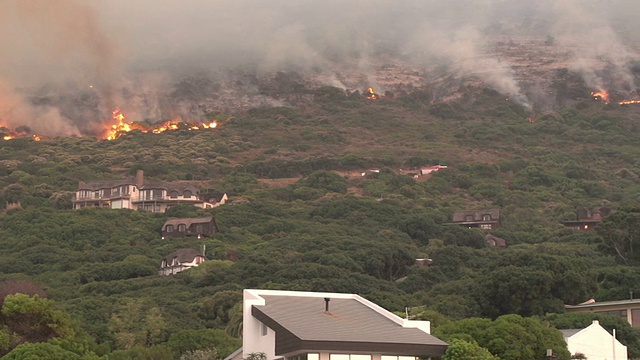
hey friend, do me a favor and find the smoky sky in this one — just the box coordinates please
[1,0,639,135]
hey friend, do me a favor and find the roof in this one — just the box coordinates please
[78,178,136,190]
[485,234,507,248]
[560,329,582,338]
[452,209,501,222]
[142,181,199,193]
[163,215,214,229]
[250,290,447,356]
[565,298,640,309]
[162,248,205,263]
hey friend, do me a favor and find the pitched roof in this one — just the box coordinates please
[251,292,447,356]
[452,209,501,222]
[560,329,582,338]
[78,178,136,190]
[485,234,507,248]
[163,215,214,229]
[162,248,205,263]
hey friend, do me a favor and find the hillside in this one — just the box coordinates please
[2,70,640,358]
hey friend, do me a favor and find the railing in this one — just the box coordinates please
[73,194,130,201]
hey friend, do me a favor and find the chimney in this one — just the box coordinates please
[136,170,144,188]
[324,298,330,312]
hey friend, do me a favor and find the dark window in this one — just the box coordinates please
[465,215,474,221]
[632,309,640,327]
[183,190,192,198]
[166,225,174,232]
[178,224,186,232]
[170,191,178,199]
[196,224,203,234]
[483,214,492,221]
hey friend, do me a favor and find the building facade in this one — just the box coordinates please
[72,170,225,212]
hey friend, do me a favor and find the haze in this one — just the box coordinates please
[1,0,639,135]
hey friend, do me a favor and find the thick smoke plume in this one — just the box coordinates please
[1,0,639,136]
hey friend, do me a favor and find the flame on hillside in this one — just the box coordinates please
[365,87,380,100]
[591,90,610,104]
[619,99,640,105]
[104,108,218,140]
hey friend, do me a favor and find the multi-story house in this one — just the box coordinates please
[72,170,226,212]
[451,209,501,230]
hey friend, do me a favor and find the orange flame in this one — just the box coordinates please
[591,90,610,104]
[103,108,219,140]
[619,99,640,105]
[365,87,380,100]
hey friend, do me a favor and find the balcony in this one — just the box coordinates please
[72,193,131,202]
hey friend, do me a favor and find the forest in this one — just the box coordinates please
[1,73,640,359]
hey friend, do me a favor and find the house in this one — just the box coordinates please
[225,289,448,360]
[485,234,507,248]
[159,248,206,275]
[72,170,226,212]
[561,320,627,360]
[565,298,640,327]
[161,215,219,238]
[420,165,447,175]
[562,207,612,231]
[451,209,501,230]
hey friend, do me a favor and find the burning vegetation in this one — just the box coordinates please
[104,108,218,140]
[591,90,640,106]
[364,87,380,100]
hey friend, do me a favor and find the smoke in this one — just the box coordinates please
[1,0,640,137]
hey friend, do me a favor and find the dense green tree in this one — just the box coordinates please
[442,339,498,360]
[595,207,640,263]
[435,314,571,360]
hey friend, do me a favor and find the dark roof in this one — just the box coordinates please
[142,181,199,193]
[577,207,612,220]
[163,215,214,229]
[162,248,204,263]
[485,234,507,248]
[452,209,501,222]
[560,329,582,338]
[78,178,136,191]
[252,294,448,356]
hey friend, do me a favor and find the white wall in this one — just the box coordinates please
[566,321,628,360]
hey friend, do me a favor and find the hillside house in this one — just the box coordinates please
[420,165,447,175]
[565,298,640,327]
[451,209,501,230]
[485,234,507,248]
[72,170,226,212]
[562,207,612,231]
[159,248,206,275]
[161,215,219,238]
[225,289,448,360]
[561,320,627,360]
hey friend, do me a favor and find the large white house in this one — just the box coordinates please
[72,170,226,212]
[561,320,628,360]
[226,289,448,360]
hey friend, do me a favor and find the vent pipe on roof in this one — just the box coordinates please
[324,298,330,312]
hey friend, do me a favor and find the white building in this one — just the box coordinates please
[226,289,448,360]
[561,320,628,360]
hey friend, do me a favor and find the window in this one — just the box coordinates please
[465,215,474,221]
[166,225,174,232]
[261,322,268,336]
[382,357,416,360]
[178,224,186,232]
[170,191,179,199]
[632,309,640,327]
[330,355,371,360]
[480,224,492,230]
[596,309,627,321]
[183,190,192,199]
[196,225,203,234]
[172,256,179,266]
[483,214,492,221]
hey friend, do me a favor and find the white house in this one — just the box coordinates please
[225,289,448,360]
[561,320,628,360]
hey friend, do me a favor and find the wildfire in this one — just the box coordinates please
[591,90,610,104]
[365,87,380,100]
[103,108,219,140]
[619,99,640,105]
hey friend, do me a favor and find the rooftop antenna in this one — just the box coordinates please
[324,298,330,313]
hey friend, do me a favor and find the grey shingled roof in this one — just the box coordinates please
[560,329,582,338]
[452,209,501,222]
[163,215,213,229]
[254,295,448,346]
